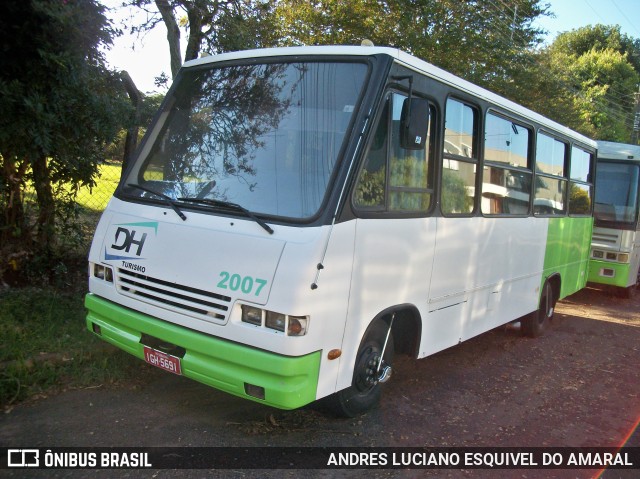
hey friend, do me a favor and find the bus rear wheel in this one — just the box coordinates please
[522,281,555,338]
[328,320,394,417]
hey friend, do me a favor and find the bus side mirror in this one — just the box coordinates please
[400,97,429,150]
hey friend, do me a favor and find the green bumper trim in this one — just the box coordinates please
[588,260,631,287]
[85,294,320,410]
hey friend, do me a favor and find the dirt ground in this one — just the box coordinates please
[1,285,639,479]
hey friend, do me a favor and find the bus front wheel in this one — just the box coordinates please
[522,282,555,338]
[328,320,394,417]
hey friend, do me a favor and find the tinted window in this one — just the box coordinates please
[126,62,368,219]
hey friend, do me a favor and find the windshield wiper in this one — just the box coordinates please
[126,184,187,221]
[178,197,274,235]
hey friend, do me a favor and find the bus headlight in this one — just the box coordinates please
[266,311,286,332]
[241,305,263,326]
[618,253,630,263]
[92,263,113,283]
[241,305,308,336]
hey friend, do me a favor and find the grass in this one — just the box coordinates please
[0,285,140,409]
[0,161,143,408]
[0,162,138,408]
[74,161,123,212]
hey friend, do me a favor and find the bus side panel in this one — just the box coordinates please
[543,216,593,298]
[427,217,545,349]
[336,217,437,391]
[269,221,358,402]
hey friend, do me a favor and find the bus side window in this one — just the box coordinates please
[354,98,390,209]
[388,93,433,212]
[568,146,594,215]
[354,92,433,212]
[482,112,532,216]
[534,132,567,216]
[442,99,478,215]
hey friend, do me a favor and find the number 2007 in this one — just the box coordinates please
[217,271,267,296]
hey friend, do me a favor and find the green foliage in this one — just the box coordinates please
[0,288,139,407]
[75,163,122,212]
[104,93,164,163]
[569,183,592,215]
[530,25,640,142]
[550,24,640,73]
[0,0,133,263]
[355,156,432,211]
[126,0,280,72]
[275,0,549,89]
[389,156,431,211]
[442,169,473,214]
[355,168,386,207]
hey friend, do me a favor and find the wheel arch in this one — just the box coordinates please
[545,273,561,304]
[367,303,422,359]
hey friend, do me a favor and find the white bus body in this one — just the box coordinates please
[86,46,596,416]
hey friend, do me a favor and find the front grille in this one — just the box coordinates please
[592,232,619,245]
[116,269,231,322]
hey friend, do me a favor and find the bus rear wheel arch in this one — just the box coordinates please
[522,278,558,338]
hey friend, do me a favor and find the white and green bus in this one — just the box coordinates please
[589,141,640,295]
[86,45,596,416]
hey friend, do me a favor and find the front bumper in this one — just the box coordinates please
[588,260,631,288]
[85,294,321,409]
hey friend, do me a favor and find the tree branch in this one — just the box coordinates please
[155,0,182,77]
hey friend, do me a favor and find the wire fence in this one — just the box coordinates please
[64,160,124,251]
[76,160,123,213]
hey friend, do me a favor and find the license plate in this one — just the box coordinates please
[143,346,182,375]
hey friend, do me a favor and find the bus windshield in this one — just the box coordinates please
[593,161,640,227]
[124,61,368,219]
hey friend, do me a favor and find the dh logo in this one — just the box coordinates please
[111,227,147,257]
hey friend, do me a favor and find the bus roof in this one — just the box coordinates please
[183,45,597,149]
[597,141,640,161]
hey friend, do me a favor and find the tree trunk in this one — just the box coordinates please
[31,154,56,248]
[185,7,204,61]
[0,154,29,244]
[184,0,219,61]
[155,0,182,78]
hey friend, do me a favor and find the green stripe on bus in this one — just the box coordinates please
[543,216,593,299]
[85,294,321,410]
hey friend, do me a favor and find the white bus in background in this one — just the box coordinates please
[86,45,596,417]
[589,141,640,295]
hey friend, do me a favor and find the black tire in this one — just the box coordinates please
[522,281,555,338]
[328,320,394,417]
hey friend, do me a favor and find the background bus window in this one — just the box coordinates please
[594,162,640,224]
[534,132,567,215]
[569,146,593,215]
[354,92,433,213]
[482,113,532,215]
[442,98,477,215]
